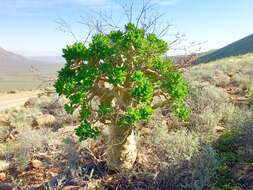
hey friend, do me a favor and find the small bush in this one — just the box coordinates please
[0,125,10,142]
[213,107,253,190]
[213,132,244,190]
[8,108,38,128]
[231,73,253,91]
[62,137,90,167]
[11,127,52,171]
[7,90,18,94]
[147,125,218,189]
[152,126,201,162]
[246,87,253,105]
[25,95,79,129]
[186,81,236,128]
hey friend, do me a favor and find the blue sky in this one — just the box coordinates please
[0,0,252,56]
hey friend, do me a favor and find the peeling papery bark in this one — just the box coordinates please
[106,126,137,170]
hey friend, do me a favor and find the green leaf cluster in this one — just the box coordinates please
[131,71,154,103]
[118,105,154,127]
[99,102,114,116]
[54,23,189,141]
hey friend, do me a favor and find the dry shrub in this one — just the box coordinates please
[0,124,10,142]
[42,137,108,189]
[147,125,218,190]
[185,53,253,93]
[10,127,53,171]
[62,137,90,167]
[8,107,42,128]
[230,108,253,157]
[39,95,79,128]
[184,64,230,87]
[246,87,253,105]
[186,81,237,128]
[152,127,201,162]
[232,73,253,91]
[25,95,79,129]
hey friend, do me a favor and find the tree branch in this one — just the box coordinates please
[152,99,172,109]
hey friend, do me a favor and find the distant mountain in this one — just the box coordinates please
[195,33,253,64]
[29,56,65,64]
[0,47,64,92]
[0,47,63,75]
[0,47,25,60]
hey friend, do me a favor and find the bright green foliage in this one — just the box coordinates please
[118,105,154,127]
[55,23,189,141]
[172,103,190,120]
[99,102,114,116]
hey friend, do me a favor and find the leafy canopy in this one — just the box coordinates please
[55,23,189,141]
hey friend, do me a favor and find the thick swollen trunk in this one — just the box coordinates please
[106,126,137,170]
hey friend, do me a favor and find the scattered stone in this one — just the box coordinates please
[0,160,10,171]
[24,99,35,108]
[8,134,15,140]
[213,125,225,133]
[0,172,6,180]
[62,186,80,190]
[85,180,102,190]
[0,114,9,126]
[141,127,152,136]
[33,114,56,126]
[48,172,57,177]
[161,120,167,126]
[31,160,43,169]
[237,97,248,101]
[57,125,76,134]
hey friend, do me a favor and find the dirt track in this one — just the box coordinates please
[0,91,39,111]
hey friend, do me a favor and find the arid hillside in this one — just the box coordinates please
[0,53,252,189]
[195,33,253,64]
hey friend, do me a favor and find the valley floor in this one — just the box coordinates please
[0,91,40,111]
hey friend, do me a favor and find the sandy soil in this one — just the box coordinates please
[0,91,40,111]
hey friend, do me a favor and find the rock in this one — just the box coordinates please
[33,114,56,126]
[8,134,15,140]
[0,183,14,190]
[0,114,9,126]
[141,127,152,136]
[31,159,43,169]
[161,120,167,126]
[0,172,6,180]
[85,180,101,190]
[24,97,39,108]
[0,160,10,171]
[48,172,57,177]
[62,186,79,190]
[214,126,225,133]
[57,125,76,134]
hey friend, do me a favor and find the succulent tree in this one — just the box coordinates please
[54,23,189,170]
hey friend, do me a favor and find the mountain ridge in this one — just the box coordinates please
[0,47,64,92]
[195,33,253,64]
[0,47,63,74]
